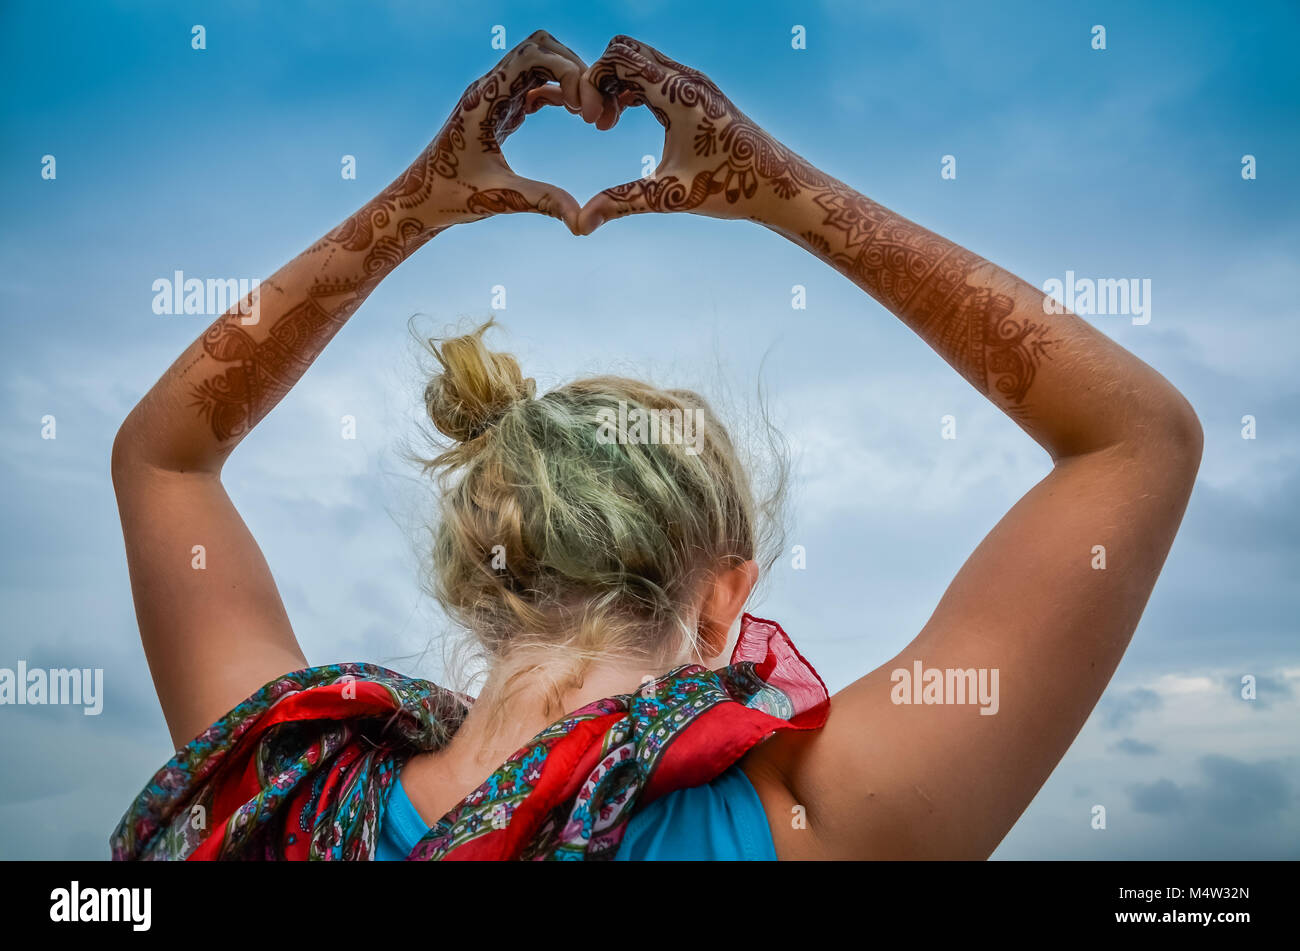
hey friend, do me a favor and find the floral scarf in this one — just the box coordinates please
[110,614,828,861]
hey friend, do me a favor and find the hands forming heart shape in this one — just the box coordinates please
[357,32,832,242]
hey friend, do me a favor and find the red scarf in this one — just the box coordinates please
[111,614,828,860]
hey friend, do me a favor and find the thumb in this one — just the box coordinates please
[469,175,582,235]
[577,173,709,236]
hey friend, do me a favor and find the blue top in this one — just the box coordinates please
[376,763,776,860]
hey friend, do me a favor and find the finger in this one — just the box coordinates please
[594,94,621,131]
[577,183,637,236]
[582,37,671,129]
[606,34,681,72]
[525,84,576,114]
[576,50,621,124]
[529,30,587,73]
[470,175,582,236]
[530,33,624,123]
[493,49,587,144]
[532,32,589,85]
[518,31,614,124]
[579,75,607,125]
[577,175,687,236]
[527,51,585,111]
[592,86,630,131]
[513,32,587,113]
[602,34,650,59]
[578,70,624,128]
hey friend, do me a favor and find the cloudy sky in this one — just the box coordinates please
[1,0,1296,859]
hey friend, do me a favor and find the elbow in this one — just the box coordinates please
[109,413,141,491]
[1141,387,1204,484]
[1059,381,1204,486]
[1163,389,1203,462]
[111,408,224,485]
[110,407,163,490]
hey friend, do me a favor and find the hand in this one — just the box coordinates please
[332,31,607,246]
[422,30,605,232]
[575,35,829,235]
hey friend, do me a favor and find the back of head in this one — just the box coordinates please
[420,319,782,710]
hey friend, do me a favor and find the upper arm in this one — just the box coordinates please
[746,415,1202,859]
[112,448,308,749]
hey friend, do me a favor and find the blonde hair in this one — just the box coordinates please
[419,319,786,728]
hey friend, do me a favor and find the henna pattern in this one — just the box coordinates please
[474,67,560,153]
[186,38,564,442]
[592,35,1056,404]
[604,174,718,213]
[317,61,554,256]
[465,188,534,215]
[591,37,829,215]
[808,186,1053,403]
[190,219,441,440]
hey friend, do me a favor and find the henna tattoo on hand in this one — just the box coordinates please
[185,37,570,443]
[465,188,534,215]
[590,35,1057,405]
[322,61,557,253]
[589,37,829,216]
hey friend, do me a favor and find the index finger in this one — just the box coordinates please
[519,31,610,119]
[582,37,672,128]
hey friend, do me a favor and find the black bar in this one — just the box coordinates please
[2,860,1281,937]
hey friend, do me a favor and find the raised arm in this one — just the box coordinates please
[112,32,599,748]
[579,36,1202,859]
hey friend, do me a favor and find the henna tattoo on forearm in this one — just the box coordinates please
[184,50,563,444]
[591,36,1057,405]
[190,218,441,441]
[807,188,1054,404]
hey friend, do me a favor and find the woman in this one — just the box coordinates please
[110,33,1201,860]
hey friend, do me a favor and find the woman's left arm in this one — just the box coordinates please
[113,32,597,748]
[578,37,1202,859]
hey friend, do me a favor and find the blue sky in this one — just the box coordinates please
[1,0,1297,859]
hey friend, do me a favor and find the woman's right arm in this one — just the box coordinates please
[113,32,599,749]
[579,37,1202,859]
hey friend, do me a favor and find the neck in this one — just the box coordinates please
[462,657,657,765]
[402,654,678,823]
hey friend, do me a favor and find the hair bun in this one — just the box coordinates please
[423,319,535,443]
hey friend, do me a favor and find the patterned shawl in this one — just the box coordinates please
[110,614,828,861]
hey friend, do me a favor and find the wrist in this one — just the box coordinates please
[368,141,466,235]
[754,189,819,239]
[743,134,835,233]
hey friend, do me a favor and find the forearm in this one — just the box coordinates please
[578,34,1196,460]
[113,31,590,480]
[761,177,1196,460]
[113,156,450,476]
